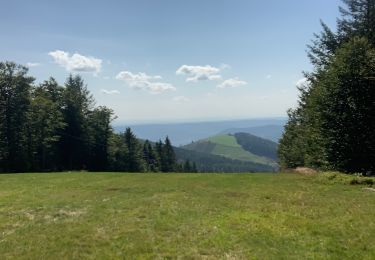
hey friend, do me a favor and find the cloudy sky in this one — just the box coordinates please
[0,0,341,124]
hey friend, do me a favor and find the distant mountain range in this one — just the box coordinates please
[176,133,279,172]
[114,118,286,146]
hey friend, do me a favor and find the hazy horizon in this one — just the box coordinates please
[113,115,288,126]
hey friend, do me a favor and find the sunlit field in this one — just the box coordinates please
[0,172,374,259]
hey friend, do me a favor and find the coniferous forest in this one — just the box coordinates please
[0,62,197,173]
[278,0,375,174]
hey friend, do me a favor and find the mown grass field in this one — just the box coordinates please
[0,172,374,259]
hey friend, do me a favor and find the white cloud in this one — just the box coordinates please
[173,96,190,102]
[48,50,102,74]
[101,89,120,95]
[220,63,231,70]
[26,62,41,67]
[217,78,247,89]
[116,71,162,88]
[116,70,175,94]
[266,74,272,79]
[207,75,222,81]
[296,77,308,88]
[176,65,222,82]
[148,82,176,94]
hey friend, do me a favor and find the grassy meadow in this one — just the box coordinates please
[0,172,374,259]
[188,134,273,165]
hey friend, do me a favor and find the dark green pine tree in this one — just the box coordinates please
[307,0,375,73]
[108,133,128,171]
[155,139,164,172]
[162,136,177,172]
[39,77,64,105]
[87,106,114,171]
[143,140,159,172]
[278,109,307,169]
[279,0,375,173]
[183,160,192,172]
[0,62,34,172]
[191,162,198,173]
[123,128,145,172]
[318,37,375,173]
[338,0,375,44]
[182,160,198,173]
[26,79,66,171]
[60,75,94,170]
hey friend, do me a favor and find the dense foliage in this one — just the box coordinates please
[234,133,278,160]
[279,0,375,174]
[0,62,189,173]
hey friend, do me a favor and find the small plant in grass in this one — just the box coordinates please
[317,172,374,186]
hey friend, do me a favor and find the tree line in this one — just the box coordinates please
[0,62,197,173]
[278,0,375,174]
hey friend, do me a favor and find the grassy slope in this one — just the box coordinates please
[174,147,275,172]
[207,134,241,147]
[185,134,273,165]
[0,172,374,259]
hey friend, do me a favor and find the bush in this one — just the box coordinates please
[317,172,374,186]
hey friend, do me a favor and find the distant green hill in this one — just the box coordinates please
[234,133,278,160]
[140,138,276,172]
[174,147,276,173]
[181,133,278,171]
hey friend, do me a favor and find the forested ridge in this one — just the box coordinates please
[0,62,196,173]
[234,133,278,160]
[279,0,375,174]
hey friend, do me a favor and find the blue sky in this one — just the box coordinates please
[0,0,341,123]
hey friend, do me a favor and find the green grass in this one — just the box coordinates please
[211,143,269,163]
[188,134,274,165]
[0,172,374,259]
[207,134,241,147]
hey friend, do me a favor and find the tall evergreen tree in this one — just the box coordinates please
[338,0,375,43]
[155,139,164,171]
[108,132,128,171]
[318,37,375,173]
[60,75,94,170]
[87,106,114,171]
[307,0,375,73]
[191,162,198,173]
[143,140,159,172]
[0,62,34,172]
[162,136,177,172]
[123,128,145,172]
[279,0,375,173]
[278,109,307,169]
[183,160,192,172]
[26,80,65,171]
